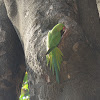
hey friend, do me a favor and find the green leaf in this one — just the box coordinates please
[19,72,30,100]
[22,84,28,90]
[23,73,28,83]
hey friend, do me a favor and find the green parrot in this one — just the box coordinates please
[46,23,65,83]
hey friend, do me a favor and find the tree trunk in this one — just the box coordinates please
[77,0,100,51]
[97,0,100,16]
[0,0,25,100]
[3,0,100,100]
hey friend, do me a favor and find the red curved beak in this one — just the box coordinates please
[63,26,66,31]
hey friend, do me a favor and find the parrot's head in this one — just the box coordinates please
[57,23,66,37]
[57,23,65,31]
[52,23,66,36]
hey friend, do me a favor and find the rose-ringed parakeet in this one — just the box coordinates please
[46,23,65,83]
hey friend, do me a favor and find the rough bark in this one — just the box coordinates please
[2,0,100,100]
[77,0,100,52]
[0,0,25,100]
[97,0,100,16]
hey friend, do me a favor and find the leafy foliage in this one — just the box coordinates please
[19,72,30,100]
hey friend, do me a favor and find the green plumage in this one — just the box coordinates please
[46,23,64,83]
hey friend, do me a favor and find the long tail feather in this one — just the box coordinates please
[52,54,59,83]
[46,55,50,66]
[46,47,63,83]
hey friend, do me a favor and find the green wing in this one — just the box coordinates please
[46,46,56,55]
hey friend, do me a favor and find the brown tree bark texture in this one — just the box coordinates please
[77,0,100,52]
[0,0,25,100]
